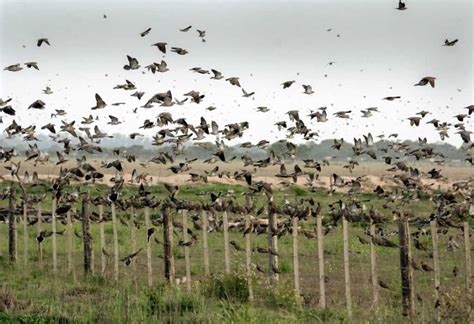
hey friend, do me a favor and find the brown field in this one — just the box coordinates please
[4,159,473,192]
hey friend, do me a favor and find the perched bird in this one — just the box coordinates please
[230,240,245,252]
[421,261,434,272]
[378,279,391,290]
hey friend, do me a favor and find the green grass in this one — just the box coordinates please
[0,181,472,322]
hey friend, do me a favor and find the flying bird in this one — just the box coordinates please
[180,25,192,32]
[414,77,436,88]
[140,27,152,37]
[151,42,167,54]
[37,38,50,47]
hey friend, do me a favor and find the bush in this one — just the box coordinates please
[203,273,249,303]
[259,283,298,310]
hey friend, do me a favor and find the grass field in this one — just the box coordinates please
[0,181,472,322]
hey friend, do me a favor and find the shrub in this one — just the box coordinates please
[203,273,249,303]
[259,283,298,310]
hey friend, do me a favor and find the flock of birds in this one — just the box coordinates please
[0,1,472,292]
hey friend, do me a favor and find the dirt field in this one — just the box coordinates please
[3,159,473,193]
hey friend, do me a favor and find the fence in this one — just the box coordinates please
[0,190,472,321]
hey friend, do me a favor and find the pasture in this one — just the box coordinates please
[0,181,472,322]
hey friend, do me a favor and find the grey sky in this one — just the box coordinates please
[1,0,472,146]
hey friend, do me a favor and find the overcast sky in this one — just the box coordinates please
[1,0,472,146]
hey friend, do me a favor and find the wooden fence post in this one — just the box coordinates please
[8,189,16,262]
[130,205,137,270]
[463,222,472,296]
[51,197,57,273]
[292,216,301,304]
[182,210,192,291]
[22,196,28,265]
[245,194,254,301]
[342,214,352,319]
[316,212,326,308]
[202,210,210,277]
[145,206,153,286]
[398,217,415,318]
[163,207,175,282]
[90,238,95,275]
[66,209,73,274]
[82,196,92,274]
[223,211,230,273]
[37,202,43,269]
[370,219,378,312]
[99,205,106,275]
[430,219,441,323]
[268,199,279,282]
[111,202,119,281]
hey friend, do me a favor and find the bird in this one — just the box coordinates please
[230,240,245,252]
[242,89,255,98]
[256,106,270,112]
[120,248,143,266]
[25,62,39,70]
[211,69,224,80]
[180,25,192,32]
[107,115,121,125]
[357,235,371,244]
[36,230,54,244]
[140,27,152,37]
[1,106,15,116]
[171,47,188,55]
[151,42,167,54]
[383,96,401,101]
[421,261,434,272]
[197,29,206,41]
[282,80,295,89]
[37,38,50,47]
[91,94,107,110]
[408,117,422,126]
[378,279,391,290]
[302,85,314,95]
[225,77,241,87]
[444,39,458,46]
[123,55,140,70]
[4,64,22,72]
[414,77,436,88]
[43,86,53,94]
[396,0,407,10]
[28,100,46,110]
[452,266,459,277]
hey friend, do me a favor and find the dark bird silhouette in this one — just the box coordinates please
[120,248,143,266]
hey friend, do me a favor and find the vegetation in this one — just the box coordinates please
[0,182,471,322]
